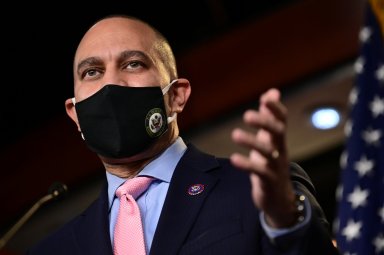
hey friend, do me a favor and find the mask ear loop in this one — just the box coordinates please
[162,79,178,124]
[162,79,178,95]
[167,112,177,124]
[71,97,85,140]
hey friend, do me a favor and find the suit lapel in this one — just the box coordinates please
[75,180,113,255]
[150,145,220,255]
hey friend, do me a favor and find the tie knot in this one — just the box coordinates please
[116,176,154,199]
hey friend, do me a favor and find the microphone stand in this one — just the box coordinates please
[0,182,67,250]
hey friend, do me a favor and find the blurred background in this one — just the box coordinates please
[0,0,367,253]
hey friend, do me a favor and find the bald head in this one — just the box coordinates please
[74,16,178,84]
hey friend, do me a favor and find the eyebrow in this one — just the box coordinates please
[118,50,151,64]
[76,57,103,77]
[76,50,152,77]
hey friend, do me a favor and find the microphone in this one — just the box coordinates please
[0,182,68,250]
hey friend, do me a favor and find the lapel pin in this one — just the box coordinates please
[187,184,205,196]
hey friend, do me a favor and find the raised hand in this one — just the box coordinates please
[230,88,297,228]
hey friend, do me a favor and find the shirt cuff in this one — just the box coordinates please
[259,193,312,239]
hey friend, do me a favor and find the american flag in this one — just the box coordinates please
[335,0,384,254]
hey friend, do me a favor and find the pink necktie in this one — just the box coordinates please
[113,176,153,255]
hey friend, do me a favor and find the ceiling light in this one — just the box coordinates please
[310,107,341,130]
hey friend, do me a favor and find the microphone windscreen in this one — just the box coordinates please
[48,182,68,200]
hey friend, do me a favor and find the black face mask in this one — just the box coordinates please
[72,80,177,159]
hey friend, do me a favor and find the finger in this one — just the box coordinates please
[259,88,287,122]
[230,151,272,178]
[243,110,285,138]
[231,128,274,158]
[258,88,288,156]
[264,100,287,123]
[260,88,281,105]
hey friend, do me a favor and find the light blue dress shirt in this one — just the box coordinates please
[106,137,311,252]
[107,137,187,253]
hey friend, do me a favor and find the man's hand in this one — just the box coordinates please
[230,88,298,228]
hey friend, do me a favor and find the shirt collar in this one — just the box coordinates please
[106,137,187,208]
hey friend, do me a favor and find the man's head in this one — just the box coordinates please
[65,16,191,163]
[73,15,178,101]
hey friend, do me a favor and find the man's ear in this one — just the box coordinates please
[169,78,191,114]
[65,98,81,132]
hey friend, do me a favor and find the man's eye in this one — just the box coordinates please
[83,69,100,79]
[126,61,145,69]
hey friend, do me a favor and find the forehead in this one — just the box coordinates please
[75,17,158,64]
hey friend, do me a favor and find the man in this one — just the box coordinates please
[28,15,339,254]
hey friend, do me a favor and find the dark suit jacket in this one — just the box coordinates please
[27,144,340,255]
